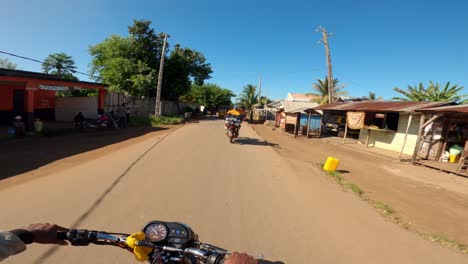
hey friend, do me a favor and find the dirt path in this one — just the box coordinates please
[251,123,468,247]
[0,120,466,263]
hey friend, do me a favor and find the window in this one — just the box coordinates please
[364,112,400,131]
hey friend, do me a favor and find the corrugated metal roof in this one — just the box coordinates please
[315,101,450,113]
[268,100,318,112]
[417,104,468,113]
[281,101,319,112]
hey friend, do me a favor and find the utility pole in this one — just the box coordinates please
[257,75,262,105]
[155,34,168,116]
[257,75,262,121]
[318,27,334,104]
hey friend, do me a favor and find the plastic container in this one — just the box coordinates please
[449,144,463,155]
[34,119,44,133]
[449,154,460,163]
[323,157,340,172]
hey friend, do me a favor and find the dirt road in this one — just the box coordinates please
[1,120,466,263]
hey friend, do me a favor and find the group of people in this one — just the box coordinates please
[0,223,257,263]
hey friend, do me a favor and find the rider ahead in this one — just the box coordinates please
[224,106,242,138]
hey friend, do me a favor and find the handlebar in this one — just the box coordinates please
[57,229,229,264]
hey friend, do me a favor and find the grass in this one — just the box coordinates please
[129,115,182,127]
[346,183,364,196]
[425,234,468,254]
[373,201,395,215]
[327,170,344,183]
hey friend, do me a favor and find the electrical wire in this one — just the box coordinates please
[0,50,99,79]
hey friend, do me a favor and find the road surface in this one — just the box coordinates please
[1,120,466,263]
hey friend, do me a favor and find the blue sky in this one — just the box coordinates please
[1,0,467,100]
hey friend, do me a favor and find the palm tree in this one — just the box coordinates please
[311,76,346,104]
[365,91,384,100]
[238,84,258,121]
[393,82,466,103]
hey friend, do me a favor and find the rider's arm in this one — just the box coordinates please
[0,224,68,261]
[0,230,26,261]
[224,252,258,264]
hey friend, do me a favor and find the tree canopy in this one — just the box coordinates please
[311,76,346,104]
[180,83,234,108]
[237,84,258,110]
[42,53,78,81]
[89,20,212,100]
[0,58,17,69]
[364,91,383,101]
[393,82,466,103]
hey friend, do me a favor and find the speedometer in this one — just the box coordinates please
[142,221,168,242]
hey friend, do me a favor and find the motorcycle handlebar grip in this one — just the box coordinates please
[57,231,68,240]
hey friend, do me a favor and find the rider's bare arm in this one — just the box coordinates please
[224,252,258,264]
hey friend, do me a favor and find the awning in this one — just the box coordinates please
[39,85,83,91]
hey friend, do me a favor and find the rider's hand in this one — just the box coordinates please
[22,223,69,245]
[224,252,258,264]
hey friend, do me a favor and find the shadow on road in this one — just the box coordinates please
[0,126,168,182]
[235,137,279,147]
[259,260,286,264]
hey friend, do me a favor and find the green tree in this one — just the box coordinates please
[364,91,384,100]
[393,82,466,103]
[42,53,95,97]
[89,35,141,95]
[238,84,258,121]
[311,76,346,104]
[89,20,212,101]
[0,58,17,69]
[42,53,78,81]
[181,83,234,108]
[163,45,213,101]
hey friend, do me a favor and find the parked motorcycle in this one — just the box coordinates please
[78,113,119,130]
[57,220,264,264]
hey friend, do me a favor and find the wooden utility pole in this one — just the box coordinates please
[257,75,262,105]
[155,34,168,116]
[319,27,334,104]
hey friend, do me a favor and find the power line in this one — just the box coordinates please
[0,50,99,79]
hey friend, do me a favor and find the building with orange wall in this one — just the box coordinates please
[0,68,107,130]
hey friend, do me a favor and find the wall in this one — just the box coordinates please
[358,113,421,155]
[55,97,98,121]
[104,92,199,117]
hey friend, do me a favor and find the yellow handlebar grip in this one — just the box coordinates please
[126,232,153,262]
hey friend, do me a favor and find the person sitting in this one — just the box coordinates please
[73,112,85,129]
[12,116,25,137]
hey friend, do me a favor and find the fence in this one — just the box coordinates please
[105,92,199,117]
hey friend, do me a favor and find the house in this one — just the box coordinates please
[315,101,452,155]
[285,93,318,102]
[268,100,319,133]
[412,104,468,176]
[0,68,107,130]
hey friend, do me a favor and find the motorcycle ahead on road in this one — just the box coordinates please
[57,220,264,264]
[225,116,241,143]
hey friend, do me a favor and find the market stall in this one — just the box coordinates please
[413,105,468,176]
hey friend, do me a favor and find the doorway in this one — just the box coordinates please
[13,89,25,117]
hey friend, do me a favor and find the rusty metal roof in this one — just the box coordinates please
[417,104,468,113]
[315,101,451,113]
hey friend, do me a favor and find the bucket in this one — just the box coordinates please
[34,119,44,133]
[323,157,340,172]
[449,155,460,163]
